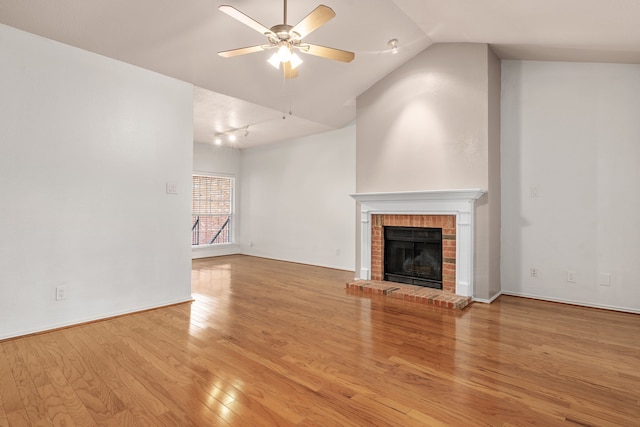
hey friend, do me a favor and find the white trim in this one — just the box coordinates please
[241,253,355,273]
[192,170,236,179]
[0,297,193,341]
[473,291,503,304]
[351,189,486,203]
[191,242,238,249]
[502,291,640,315]
[191,243,241,259]
[350,189,486,298]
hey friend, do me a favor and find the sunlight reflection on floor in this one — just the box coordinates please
[189,263,232,337]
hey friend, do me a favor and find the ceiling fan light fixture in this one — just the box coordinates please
[268,52,281,68]
[289,53,303,69]
[277,43,292,62]
[219,2,355,77]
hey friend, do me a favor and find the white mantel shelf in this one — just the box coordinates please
[350,189,486,204]
[350,189,486,298]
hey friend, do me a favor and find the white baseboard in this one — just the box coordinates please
[1,297,194,341]
[191,244,241,259]
[241,252,355,272]
[473,291,503,304]
[501,291,640,314]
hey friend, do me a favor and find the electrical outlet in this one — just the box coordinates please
[336,249,340,256]
[598,273,611,287]
[530,267,537,278]
[530,186,539,198]
[567,271,577,283]
[56,286,66,301]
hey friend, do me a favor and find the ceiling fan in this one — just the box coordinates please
[217,0,355,79]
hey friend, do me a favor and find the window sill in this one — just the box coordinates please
[192,242,236,250]
[191,243,241,259]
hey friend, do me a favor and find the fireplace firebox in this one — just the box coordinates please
[384,226,443,289]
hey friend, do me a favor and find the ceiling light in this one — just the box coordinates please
[214,125,250,144]
[277,43,292,62]
[388,39,399,54]
[289,53,303,69]
[267,53,281,69]
[268,42,300,69]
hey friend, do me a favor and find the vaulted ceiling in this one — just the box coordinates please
[2,0,640,148]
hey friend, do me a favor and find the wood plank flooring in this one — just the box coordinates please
[1,254,639,426]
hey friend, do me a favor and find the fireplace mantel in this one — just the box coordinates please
[350,189,486,298]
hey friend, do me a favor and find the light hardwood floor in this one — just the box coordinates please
[1,255,639,426]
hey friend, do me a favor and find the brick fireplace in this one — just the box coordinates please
[371,214,456,293]
[350,190,485,298]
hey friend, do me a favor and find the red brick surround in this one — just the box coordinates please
[371,214,457,294]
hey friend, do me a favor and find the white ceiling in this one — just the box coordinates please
[2,0,640,148]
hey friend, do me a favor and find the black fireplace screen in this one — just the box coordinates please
[384,226,442,289]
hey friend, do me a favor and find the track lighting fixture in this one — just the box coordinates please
[213,126,250,145]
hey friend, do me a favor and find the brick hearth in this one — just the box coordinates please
[346,280,472,310]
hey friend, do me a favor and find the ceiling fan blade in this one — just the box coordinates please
[219,5,274,36]
[218,45,266,58]
[291,5,335,38]
[302,44,355,63]
[283,61,299,79]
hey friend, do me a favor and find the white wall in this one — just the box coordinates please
[356,44,489,191]
[487,47,502,299]
[240,125,356,271]
[501,60,640,313]
[0,24,193,339]
[356,43,501,300]
[192,143,242,258]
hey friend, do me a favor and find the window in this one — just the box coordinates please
[192,174,233,246]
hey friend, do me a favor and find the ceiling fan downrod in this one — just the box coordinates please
[283,0,288,26]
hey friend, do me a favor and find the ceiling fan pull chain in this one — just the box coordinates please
[282,69,287,119]
[288,84,293,117]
